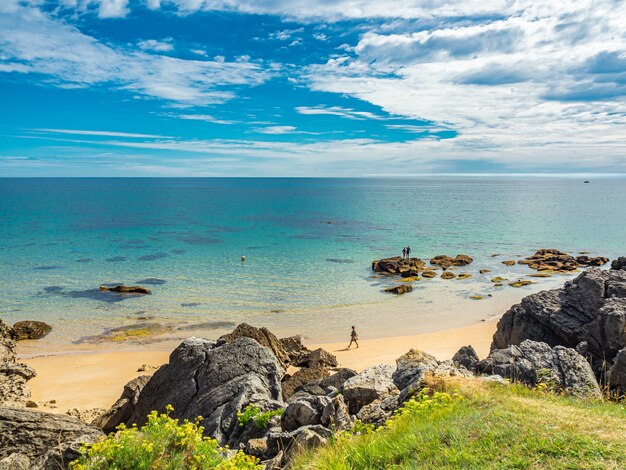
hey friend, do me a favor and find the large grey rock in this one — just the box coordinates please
[611,257,626,271]
[392,349,439,390]
[279,336,310,366]
[113,337,285,447]
[342,364,397,414]
[452,345,480,372]
[281,394,330,432]
[319,368,357,391]
[265,425,332,462]
[355,392,399,426]
[305,348,338,368]
[93,375,150,433]
[0,318,36,406]
[220,323,291,368]
[607,347,626,393]
[281,366,329,400]
[478,340,601,398]
[320,394,352,431]
[491,267,626,382]
[0,407,102,469]
[0,453,30,470]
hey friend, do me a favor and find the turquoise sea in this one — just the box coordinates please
[1,177,625,350]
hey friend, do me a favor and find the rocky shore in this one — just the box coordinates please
[2,257,624,468]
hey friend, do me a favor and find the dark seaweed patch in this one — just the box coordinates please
[326,258,355,264]
[137,278,167,285]
[181,302,202,307]
[177,321,236,331]
[106,256,127,262]
[177,235,221,245]
[76,258,93,263]
[34,265,63,270]
[138,253,169,261]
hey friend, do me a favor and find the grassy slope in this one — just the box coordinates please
[293,377,626,469]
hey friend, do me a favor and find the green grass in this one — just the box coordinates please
[292,376,626,469]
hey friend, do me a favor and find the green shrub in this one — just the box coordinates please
[71,405,260,470]
[237,404,283,430]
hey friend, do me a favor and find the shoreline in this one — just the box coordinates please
[20,318,499,414]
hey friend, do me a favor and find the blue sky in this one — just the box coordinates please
[1,0,625,176]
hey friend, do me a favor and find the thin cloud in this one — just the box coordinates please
[32,128,172,139]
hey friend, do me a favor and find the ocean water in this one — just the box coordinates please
[1,177,624,350]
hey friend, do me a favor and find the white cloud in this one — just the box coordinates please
[253,125,298,134]
[295,105,387,120]
[33,128,171,138]
[0,3,270,106]
[98,0,129,18]
[138,38,174,52]
[176,114,236,124]
[269,28,304,41]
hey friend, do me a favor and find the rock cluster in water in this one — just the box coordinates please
[517,249,608,272]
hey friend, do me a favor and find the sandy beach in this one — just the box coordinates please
[20,319,497,413]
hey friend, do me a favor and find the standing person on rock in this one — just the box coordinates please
[406,246,411,258]
[402,247,407,259]
[347,326,359,349]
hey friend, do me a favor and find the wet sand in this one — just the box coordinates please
[21,319,497,413]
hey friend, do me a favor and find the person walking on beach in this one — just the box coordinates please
[347,326,359,349]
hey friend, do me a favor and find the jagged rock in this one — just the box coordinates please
[92,375,150,433]
[12,321,52,341]
[66,408,106,427]
[607,348,626,393]
[319,368,357,391]
[430,254,473,269]
[279,336,310,366]
[265,425,332,462]
[282,367,329,400]
[356,392,399,426]
[612,257,626,271]
[305,348,338,368]
[0,453,30,470]
[0,407,102,468]
[245,437,268,457]
[491,267,626,382]
[342,365,397,414]
[108,337,285,447]
[281,394,330,432]
[99,285,151,294]
[0,319,36,406]
[452,345,480,372]
[384,284,413,295]
[393,349,439,390]
[320,395,352,431]
[220,323,291,368]
[478,340,601,398]
[372,257,425,275]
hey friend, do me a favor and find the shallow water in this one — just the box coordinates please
[1,177,624,349]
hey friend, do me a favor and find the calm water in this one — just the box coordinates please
[1,177,624,348]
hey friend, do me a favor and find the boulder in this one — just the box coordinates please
[430,254,473,269]
[11,321,52,341]
[0,319,36,406]
[607,348,626,393]
[92,375,150,433]
[281,394,330,432]
[0,407,102,469]
[279,336,310,366]
[441,271,456,280]
[305,348,338,368]
[384,284,413,295]
[478,340,601,398]
[220,323,291,368]
[393,349,439,390]
[355,392,399,426]
[491,267,626,383]
[320,394,352,431]
[0,453,30,470]
[342,364,397,414]
[372,257,425,275]
[319,368,357,391]
[282,367,329,400]
[611,257,626,271]
[108,337,285,447]
[99,285,151,294]
[452,345,480,372]
[265,425,332,463]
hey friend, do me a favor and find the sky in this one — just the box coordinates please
[1,0,626,176]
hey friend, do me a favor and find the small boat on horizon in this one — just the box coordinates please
[584,180,590,183]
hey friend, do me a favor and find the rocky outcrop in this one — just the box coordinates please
[99,285,151,294]
[607,348,626,393]
[491,267,626,382]
[220,323,291,368]
[92,375,150,434]
[281,394,331,432]
[478,340,601,398]
[342,364,397,414]
[517,249,608,272]
[0,407,102,469]
[12,321,52,341]
[0,319,36,406]
[430,254,473,269]
[282,367,329,400]
[107,337,284,447]
[452,345,479,372]
[305,348,338,368]
[372,257,426,276]
[612,257,626,271]
[279,336,310,366]
[384,284,413,295]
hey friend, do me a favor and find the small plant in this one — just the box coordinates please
[349,419,375,435]
[536,367,559,393]
[237,404,284,430]
[70,405,260,469]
